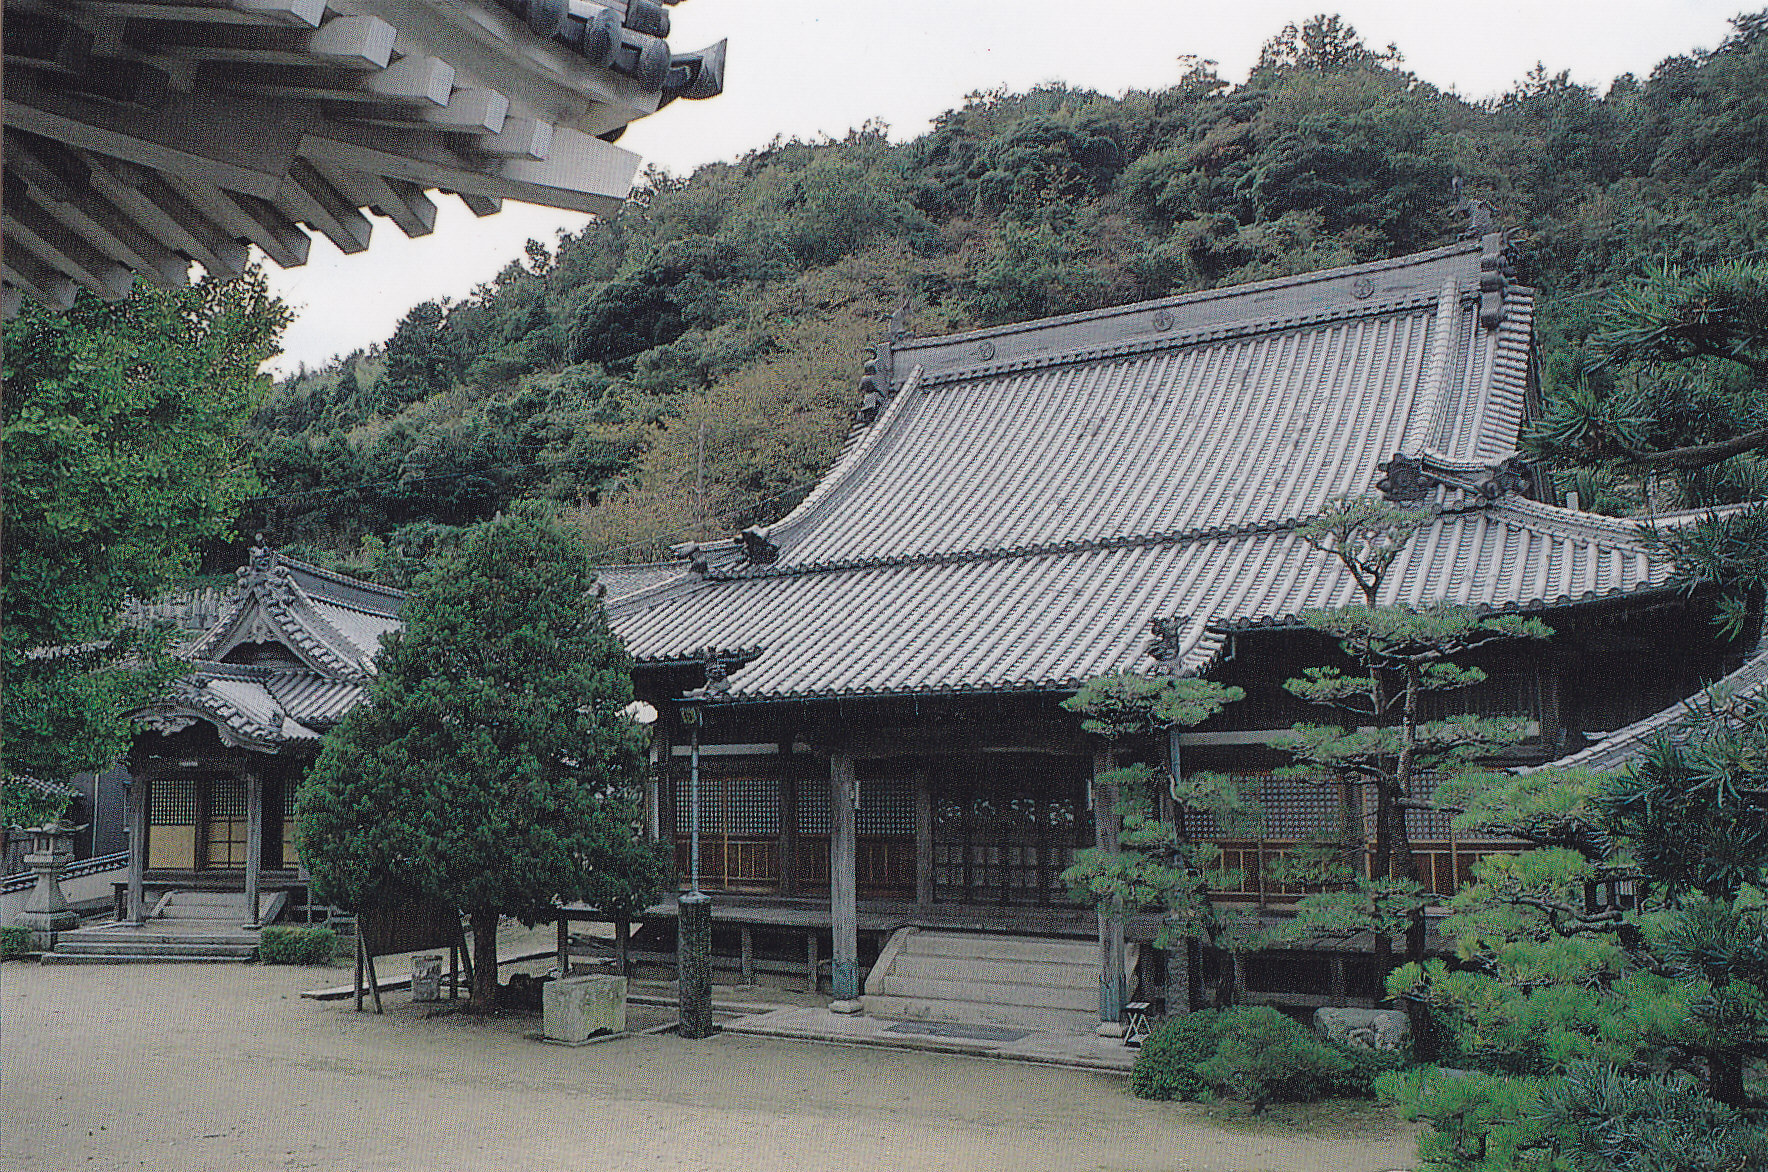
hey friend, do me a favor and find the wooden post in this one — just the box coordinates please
[1162,942,1190,1017]
[778,740,798,897]
[1330,953,1348,1007]
[615,917,630,977]
[364,937,383,1014]
[914,765,934,911]
[126,773,148,925]
[556,913,570,977]
[449,941,459,1000]
[740,925,754,986]
[805,929,819,995]
[456,921,475,991]
[353,932,365,1013]
[243,770,263,927]
[829,752,860,1009]
[1094,746,1127,1036]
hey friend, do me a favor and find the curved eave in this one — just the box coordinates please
[3,0,725,311]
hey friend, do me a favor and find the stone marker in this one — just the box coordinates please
[412,955,443,1002]
[543,974,628,1043]
[677,891,715,1038]
[1314,1007,1410,1052]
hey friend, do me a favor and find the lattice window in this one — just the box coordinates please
[725,774,779,836]
[211,779,247,820]
[1403,774,1455,839]
[1258,774,1343,839]
[149,779,197,825]
[856,775,914,836]
[797,778,831,835]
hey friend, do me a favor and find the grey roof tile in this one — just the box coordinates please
[608,241,1690,702]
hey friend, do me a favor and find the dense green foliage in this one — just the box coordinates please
[0,925,32,960]
[1382,691,1768,1168]
[293,504,669,1007]
[247,13,1768,574]
[257,925,339,965]
[1130,1007,1401,1107]
[3,274,287,782]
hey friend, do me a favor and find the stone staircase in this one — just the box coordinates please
[862,928,1107,1033]
[42,891,264,964]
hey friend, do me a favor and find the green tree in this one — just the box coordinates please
[3,275,287,784]
[293,503,669,1009]
[1268,499,1551,1026]
[1058,671,1252,994]
[1385,690,1768,1167]
[1528,259,1768,634]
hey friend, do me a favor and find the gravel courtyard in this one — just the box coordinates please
[3,959,1417,1171]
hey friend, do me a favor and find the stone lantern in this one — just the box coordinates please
[16,820,85,950]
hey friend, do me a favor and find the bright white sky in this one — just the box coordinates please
[264,0,1742,376]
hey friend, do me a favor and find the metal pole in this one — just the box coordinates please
[689,724,701,895]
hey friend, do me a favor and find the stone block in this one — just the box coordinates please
[543,974,627,1043]
[1314,1007,1410,1052]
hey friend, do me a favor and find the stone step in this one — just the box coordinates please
[863,993,1097,1034]
[54,938,256,957]
[901,931,1097,965]
[163,891,242,906]
[40,952,252,965]
[886,953,1094,988]
[159,904,246,920]
[872,973,1096,1012]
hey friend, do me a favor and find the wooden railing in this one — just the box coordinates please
[1207,839,1531,903]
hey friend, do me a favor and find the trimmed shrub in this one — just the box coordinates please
[1132,1005,1406,1106]
[1,924,32,959]
[258,925,338,965]
[1132,1010,1222,1100]
[1196,1006,1398,1107]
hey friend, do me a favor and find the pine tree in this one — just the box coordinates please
[294,502,669,1008]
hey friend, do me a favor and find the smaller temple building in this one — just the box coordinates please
[121,547,405,925]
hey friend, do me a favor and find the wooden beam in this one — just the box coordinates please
[162,175,309,269]
[4,200,136,299]
[829,752,860,1008]
[309,159,435,238]
[85,0,326,30]
[476,117,551,160]
[83,161,249,278]
[273,159,372,253]
[455,192,501,216]
[298,126,634,215]
[8,140,190,285]
[4,253,80,311]
[128,13,396,69]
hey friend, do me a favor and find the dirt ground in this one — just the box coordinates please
[3,957,1418,1172]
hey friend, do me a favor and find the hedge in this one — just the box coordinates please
[258,925,338,965]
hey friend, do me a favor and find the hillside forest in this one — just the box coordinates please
[244,11,1768,581]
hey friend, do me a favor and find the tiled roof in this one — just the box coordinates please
[1531,642,1768,775]
[138,550,402,751]
[188,549,404,681]
[609,239,1692,702]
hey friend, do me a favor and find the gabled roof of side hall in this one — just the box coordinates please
[136,549,403,753]
[607,238,1694,702]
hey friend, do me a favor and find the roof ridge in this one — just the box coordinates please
[895,239,1485,357]
[915,292,1447,390]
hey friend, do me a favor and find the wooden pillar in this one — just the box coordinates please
[1330,953,1348,1008]
[556,914,570,976]
[829,752,861,1010]
[243,770,263,927]
[739,925,755,986]
[1162,941,1191,1017]
[126,773,148,925]
[1093,746,1127,1036]
[778,740,798,896]
[914,765,934,911]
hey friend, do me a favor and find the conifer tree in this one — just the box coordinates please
[295,503,668,1008]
